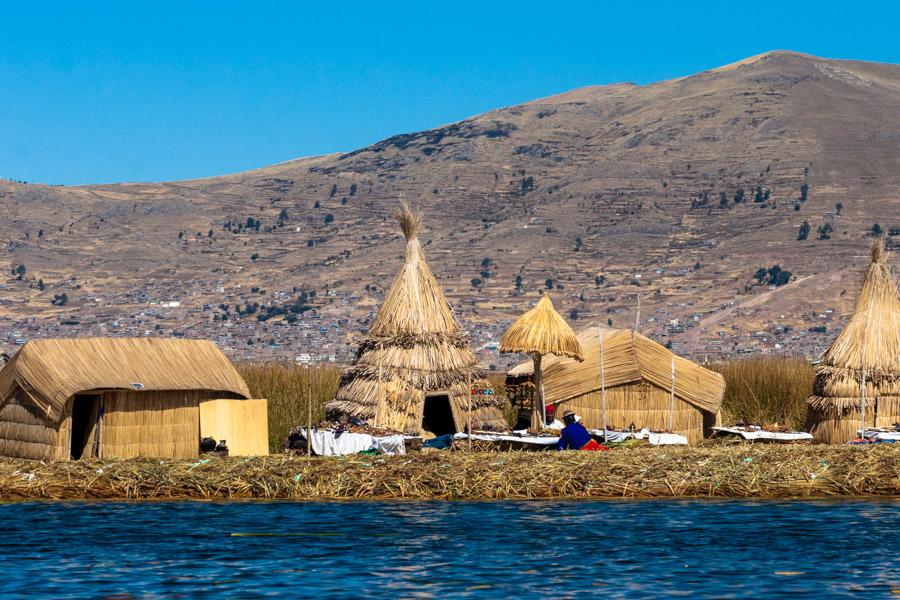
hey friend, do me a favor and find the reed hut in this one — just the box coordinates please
[0,338,268,460]
[806,240,900,443]
[507,328,725,444]
[500,294,583,428]
[326,202,507,435]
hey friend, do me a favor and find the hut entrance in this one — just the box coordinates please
[70,394,101,460]
[422,394,456,436]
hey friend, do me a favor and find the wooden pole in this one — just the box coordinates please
[467,371,472,452]
[599,326,607,441]
[635,292,641,331]
[668,356,676,433]
[306,363,312,457]
[532,353,543,431]
[860,366,867,440]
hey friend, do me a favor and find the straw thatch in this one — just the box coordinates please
[0,338,257,460]
[2,446,897,500]
[326,202,507,434]
[0,338,250,420]
[806,239,900,443]
[499,294,583,360]
[508,328,726,444]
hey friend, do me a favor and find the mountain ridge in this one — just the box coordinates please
[1,50,898,364]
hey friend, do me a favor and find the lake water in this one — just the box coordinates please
[0,499,897,598]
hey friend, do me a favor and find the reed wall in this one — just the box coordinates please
[557,381,706,444]
[0,389,56,460]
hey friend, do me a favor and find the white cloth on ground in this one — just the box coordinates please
[712,427,813,442]
[302,430,407,456]
[859,428,900,441]
[372,434,407,455]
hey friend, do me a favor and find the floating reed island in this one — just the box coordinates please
[1,445,897,501]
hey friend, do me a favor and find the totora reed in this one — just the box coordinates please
[0,446,897,500]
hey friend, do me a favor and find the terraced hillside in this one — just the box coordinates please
[1,51,898,362]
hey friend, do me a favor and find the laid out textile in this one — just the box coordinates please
[589,428,688,445]
[302,430,407,456]
[454,432,559,446]
[590,430,632,443]
[859,429,900,441]
[581,439,610,451]
[633,428,688,446]
[712,427,814,442]
[372,435,407,455]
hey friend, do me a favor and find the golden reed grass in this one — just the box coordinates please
[240,357,817,452]
[709,357,814,430]
[1,445,896,500]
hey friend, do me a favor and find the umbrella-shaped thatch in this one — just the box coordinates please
[806,239,900,443]
[500,294,583,429]
[325,201,507,435]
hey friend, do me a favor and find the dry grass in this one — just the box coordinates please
[1,445,896,500]
[240,357,820,452]
[710,357,814,430]
[238,363,341,453]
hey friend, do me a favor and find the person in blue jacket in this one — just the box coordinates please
[556,411,607,451]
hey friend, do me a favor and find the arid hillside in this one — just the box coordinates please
[1,51,898,363]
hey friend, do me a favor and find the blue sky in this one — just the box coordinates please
[2,1,898,185]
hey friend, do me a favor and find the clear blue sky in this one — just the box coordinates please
[2,1,898,185]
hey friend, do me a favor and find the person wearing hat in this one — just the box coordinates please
[556,410,609,451]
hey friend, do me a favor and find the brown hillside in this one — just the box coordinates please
[1,51,898,362]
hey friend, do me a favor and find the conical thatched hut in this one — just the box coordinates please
[500,294,583,428]
[326,203,507,435]
[806,240,900,443]
[506,328,726,444]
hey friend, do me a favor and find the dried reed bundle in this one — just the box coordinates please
[1,445,896,500]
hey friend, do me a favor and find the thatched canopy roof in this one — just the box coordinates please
[509,327,725,414]
[808,239,900,409]
[499,294,583,360]
[0,338,250,420]
[327,202,506,432]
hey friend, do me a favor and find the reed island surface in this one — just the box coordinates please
[1,444,897,501]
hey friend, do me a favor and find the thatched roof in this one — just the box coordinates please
[508,327,725,414]
[327,202,506,432]
[819,240,900,379]
[0,338,250,420]
[808,239,900,409]
[499,294,583,360]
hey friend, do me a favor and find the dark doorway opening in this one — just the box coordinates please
[70,395,100,460]
[422,394,457,436]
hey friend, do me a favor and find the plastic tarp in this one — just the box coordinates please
[302,429,407,456]
[589,428,688,446]
[859,429,900,441]
[455,432,559,446]
[712,427,814,442]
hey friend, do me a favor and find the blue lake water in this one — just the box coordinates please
[0,499,897,598]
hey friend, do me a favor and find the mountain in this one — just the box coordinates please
[2,50,899,363]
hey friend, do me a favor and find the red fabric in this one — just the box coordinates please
[581,439,610,451]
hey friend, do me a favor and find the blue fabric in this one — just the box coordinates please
[424,434,455,449]
[557,422,592,450]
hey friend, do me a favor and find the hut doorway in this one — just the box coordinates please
[422,394,456,436]
[70,394,101,460]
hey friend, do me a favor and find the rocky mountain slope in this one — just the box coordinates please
[1,51,899,362]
